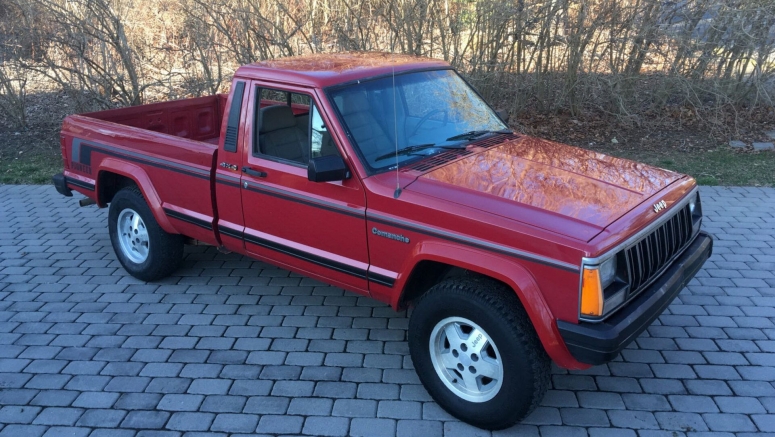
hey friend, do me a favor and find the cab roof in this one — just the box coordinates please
[235,52,451,88]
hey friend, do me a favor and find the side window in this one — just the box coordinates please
[253,86,341,166]
[254,87,311,165]
[310,103,339,159]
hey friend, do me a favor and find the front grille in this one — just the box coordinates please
[625,204,694,296]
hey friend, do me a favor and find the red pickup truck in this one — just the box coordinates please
[53,52,712,430]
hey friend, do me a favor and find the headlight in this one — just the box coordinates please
[598,257,617,289]
[688,194,697,215]
[580,256,621,318]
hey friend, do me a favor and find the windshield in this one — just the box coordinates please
[328,69,508,173]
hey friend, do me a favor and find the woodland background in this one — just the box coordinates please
[1,0,774,184]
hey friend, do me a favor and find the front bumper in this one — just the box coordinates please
[558,231,713,365]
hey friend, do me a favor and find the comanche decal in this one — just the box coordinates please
[372,227,410,244]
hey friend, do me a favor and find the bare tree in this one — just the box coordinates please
[0,0,772,121]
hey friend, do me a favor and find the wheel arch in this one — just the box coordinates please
[394,241,579,368]
[96,159,177,234]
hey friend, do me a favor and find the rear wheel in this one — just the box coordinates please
[408,276,550,430]
[108,186,183,281]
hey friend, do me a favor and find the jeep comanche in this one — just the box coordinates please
[53,52,712,430]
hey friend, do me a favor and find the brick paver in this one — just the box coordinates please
[1,184,774,436]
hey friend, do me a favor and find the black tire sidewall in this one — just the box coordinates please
[409,281,545,430]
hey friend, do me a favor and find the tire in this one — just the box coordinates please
[408,276,550,430]
[108,186,184,281]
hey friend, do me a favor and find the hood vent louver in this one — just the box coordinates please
[401,133,518,173]
[472,132,519,149]
[402,149,473,172]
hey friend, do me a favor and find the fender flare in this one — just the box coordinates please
[96,158,177,234]
[393,239,581,369]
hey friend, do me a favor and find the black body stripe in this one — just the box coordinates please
[215,179,364,221]
[74,132,574,274]
[238,181,574,273]
[243,233,367,279]
[69,139,398,281]
[75,140,210,181]
[163,208,212,230]
[216,175,241,188]
[368,215,580,273]
[220,181,576,273]
[242,183,365,219]
[368,273,396,288]
[65,177,95,191]
[217,225,375,284]
[93,147,209,180]
[218,225,244,240]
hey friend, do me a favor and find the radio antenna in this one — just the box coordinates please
[392,65,401,199]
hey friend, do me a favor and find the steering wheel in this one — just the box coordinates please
[409,109,449,138]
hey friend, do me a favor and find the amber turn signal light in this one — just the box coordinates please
[580,268,604,317]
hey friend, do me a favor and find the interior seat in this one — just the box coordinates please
[336,92,394,164]
[258,105,308,164]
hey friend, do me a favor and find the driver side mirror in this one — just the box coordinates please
[308,155,351,182]
[496,109,510,124]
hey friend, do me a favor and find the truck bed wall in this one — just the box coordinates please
[61,111,220,247]
[81,94,228,144]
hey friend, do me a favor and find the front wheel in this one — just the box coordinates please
[408,276,550,430]
[108,186,183,281]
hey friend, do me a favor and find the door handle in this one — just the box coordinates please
[242,167,267,178]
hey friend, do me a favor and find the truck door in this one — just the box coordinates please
[213,80,250,252]
[238,82,370,294]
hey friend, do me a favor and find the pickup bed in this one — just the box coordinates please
[54,52,712,430]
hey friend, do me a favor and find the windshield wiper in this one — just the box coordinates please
[445,129,511,142]
[374,143,467,162]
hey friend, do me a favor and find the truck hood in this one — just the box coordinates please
[405,135,682,241]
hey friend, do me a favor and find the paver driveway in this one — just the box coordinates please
[1,184,774,437]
